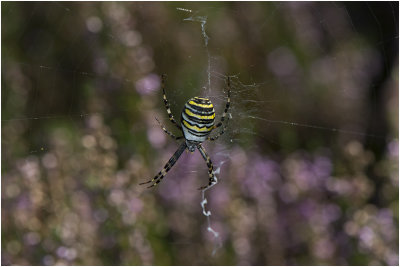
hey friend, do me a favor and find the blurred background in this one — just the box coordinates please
[2,2,398,265]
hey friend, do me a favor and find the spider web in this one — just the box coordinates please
[2,2,398,265]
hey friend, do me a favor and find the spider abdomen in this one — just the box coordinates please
[181,97,215,142]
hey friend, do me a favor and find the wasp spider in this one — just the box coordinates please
[140,74,231,190]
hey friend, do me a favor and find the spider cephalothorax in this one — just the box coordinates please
[139,74,231,190]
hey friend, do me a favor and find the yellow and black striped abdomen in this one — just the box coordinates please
[181,97,216,142]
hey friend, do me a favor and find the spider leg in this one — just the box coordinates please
[197,144,217,190]
[139,142,187,188]
[161,74,182,131]
[208,76,231,141]
[208,122,228,141]
[155,117,183,140]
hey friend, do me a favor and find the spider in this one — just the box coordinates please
[139,74,231,190]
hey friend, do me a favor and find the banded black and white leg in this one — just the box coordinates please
[155,74,183,140]
[139,142,187,188]
[161,74,182,131]
[197,143,217,190]
[155,117,183,140]
[208,77,231,141]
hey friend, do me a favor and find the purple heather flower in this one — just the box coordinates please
[135,73,160,95]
